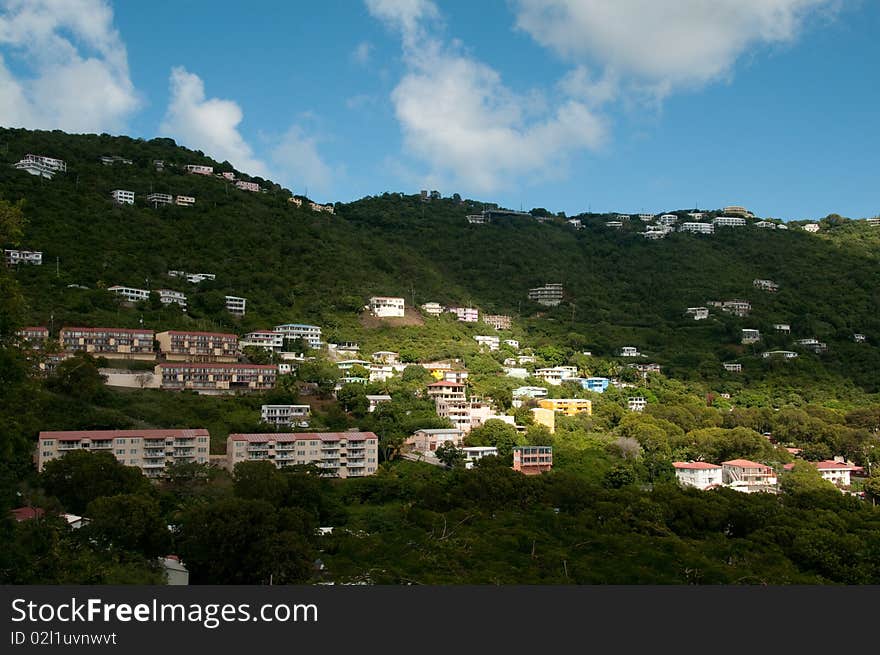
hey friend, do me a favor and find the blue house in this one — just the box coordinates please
[580,377,610,393]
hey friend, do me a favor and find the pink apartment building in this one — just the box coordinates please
[155,330,239,362]
[226,432,378,477]
[59,327,155,360]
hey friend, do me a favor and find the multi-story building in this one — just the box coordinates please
[226,432,379,477]
[753,279,780,292]
[157,362,276,392]
[803,223,820,233]
[528,283,563,306]
[405,428,465,454]
[483,314,512,330]
[60,327,155,359]
[722,206,754,218]
[155,289,187,310]
[372,351,399,364]
[721,300,751,317]
[774,323,791,333]
[658,214,679,225]
[168,270,216,283]
[512,386,549,399]
[16,326,49,348]
[288,197,303,207]
[512,446,552,475]
[722,459,777,492]
[448,306,479,322]
[533,366,579,385]
[854,333,867,343]
[466,214,488,224]
[619,346,641,357]
[581,377,610,393]
[421,302,444,316]
[273,324,323,350]
[673,462,723,490]
[686,212,704,220]
[427,380,467,402]
[185,164,213,175]
[685,307,709,320]
[680,222,714,234]
[538,398,592,416]
[225,295,246,316]
[866,218,880,227]
[713,216,747,227]
[605,221,623,229]
[111,189,135,205]
[794,338,827,354]
[309,202,334,213]
[368,296,405,318]
[462,446,498,469]
[146,193,173,206]
[36,429,210,478]
[13,154,66,178]
[723,363,742,372]
[754,221,777,229]
[631,363,661,374]
[741,329,761,344]
[4,249,42,266]
[260,404,311,427]
[107,285,150,303]
[155,330,239,362]
[813,460,862,487]
[175,195,195,207]
[220,171,235,181]
[366,394,392,413]
[235,180,261,193]
[627,397,647,412]
[99,155,133,166]
[638,214,654,221]
[369,364,395,383]
[474,335,500,351]
[567,218,583,229]
[240,330,285,352]
[503,339,520,349]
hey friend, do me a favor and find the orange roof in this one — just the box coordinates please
[722,459,770,469]
[40,428,209,442]
[228,432,377,442]
[427,381,465,387]
[61,326,153,335]
[673,461,721,470]
[814,460,862,471]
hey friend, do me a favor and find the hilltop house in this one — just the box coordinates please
[368,296,405,318]
[673,462,723,490]
[528,283,563,306]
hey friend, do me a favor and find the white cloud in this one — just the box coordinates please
[352,40,373,65]
[159,66,271,178]
[0,0,139,132]
[365,0,605,193]
[513,0,839,96]
[270,126,336,196]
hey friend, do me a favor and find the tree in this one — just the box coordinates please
[603,464,636,489]
[46,352,108,401]
[84,494,171,556]
[336,383,368,415]
[435,441,466,468]
[233,461,288,506]
[41,451,151,514]
[464,419,524,459]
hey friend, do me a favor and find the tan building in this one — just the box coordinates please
[155,330,239,362]
[538,398,592,416]
[15,326,49,348]
[426,380,467,402]
[405,428,466,454]
[59,327,155,360]
[226,432,379,477]
[530,407,556,434]
[156,362,276,392]
[37,429,210,478]
[483,314,512,330]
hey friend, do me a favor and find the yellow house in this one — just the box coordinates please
[538,398,592,416]
[530,407,556,434]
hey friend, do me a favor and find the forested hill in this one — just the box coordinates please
[2,127,879,394]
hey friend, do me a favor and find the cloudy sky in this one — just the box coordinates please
[0,0,877,219]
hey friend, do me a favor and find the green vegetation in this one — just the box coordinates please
[1,127,880,585]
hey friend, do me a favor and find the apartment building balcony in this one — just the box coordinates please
[58,443,83,451]
[144,449,165,457]
[142,461,166,469]
[173,448,195,456]
[90,442,113,450]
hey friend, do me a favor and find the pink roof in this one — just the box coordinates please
[39,428,209,442]
[722,459,771,469]
[673,461,722,470]
[228,431,377,443]
[245,331,277,336]
[783,463,796,471]
[61,326,154,335]
[815,460,863,471]
[162,330,237,339]
[19,326,48,333]
[427,381,465,387]
[157,362,275,370]
[11,507,45,521]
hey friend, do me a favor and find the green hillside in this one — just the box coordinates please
[2,127,879,395]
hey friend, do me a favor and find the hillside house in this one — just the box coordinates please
[741,329,761,344]
[581,377,610,393]
[803,223,820,233]
[762,350,798,359]
[627,397,647,412]
[157,363,276,392]
[366,395,392,412]
[774,324,791,334]
[723,363,742,372]
[225,295,246,316]
[274,323,323,349]
[466,214,488,224]
[474,335,500,351]
[405,428,465,454]
[722,206,754,218]
[484,314,512,330]
[686,307,709,320]
[175,195,195,207]
[111,189,135,205]
[4,249,42,266]
[721,300,751,317]
[156,289,187,310]
[185,165,213,175]
[13,154,66,178]
[753,279,779,292]
[680,222,714,234]
[107,285,149,303]
[147,193,173,206]
[619,346,641,357]
[240,330,285,352]
[722,459,777,492]
[155,330,239,362]
[534,366,579,385]
[527,283,563,306]
[538,398,592,416]
[673,462,723,490]
[260,404,311,428]
[368,296,405,318]
[512,446,552,475]
[658,214,678,225]
[713,216,747,227]
[421,302,444,316]
[448,306,479,322]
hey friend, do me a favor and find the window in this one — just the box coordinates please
[116,449,125,455]
[116,438,126,444]
[130,449,138,454]
[42,451,52,457]
[44,440,54,446]
[198,447,207,453]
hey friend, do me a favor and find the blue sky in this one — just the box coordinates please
[0,0,877,220]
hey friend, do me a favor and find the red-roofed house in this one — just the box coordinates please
[155,330,239,362]
[673,462,723,490]
[155,362,276,392]
[226,432,378,477]
[426,380,467,402]
[37,428,210,478]
[815,460,863,487]
[10,506,45,521]
[60,327,155,359]
[722,459,777,492]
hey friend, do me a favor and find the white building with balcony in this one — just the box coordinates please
[107,285,150,303]
[474,335,500,351]
[273,324,323,350]
[147,193,173,206]
[4,249,42,266]
[175,195,195,207]
[713,216,747,227]
[680,222,714,234]
[368,296,405,318]
[13,154,66,178]
[619,346,641,357]
[225,295,246,316]
[156,289,187,310]
[260,404,311,428]
[673,462,723,490]
[421,302,444,316]
[111,189,135,205]
[185,164,213,175]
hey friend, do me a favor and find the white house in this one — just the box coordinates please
[504,367,529,379]
[462,446,498,469]
[658,214,679,225]
[156,289,187,310]
[803,223,820,233]
[240,330,285,352]
[107,285,150,303]
[235,180,261,193]
[753,279,779,292]
[512,386,549,399]
[421,302,444,316]
[762,350,798,359]
[368,296,405,318]
[627,397,647,412]
[147,193,173,206]
[261,404,311,427]
[185,164,213,175]
[449,306,479,322]
[111,189,135,205]
[685,307,709,320]
[13,154,66,178]
[274,324,322,350]
[366,395,392,413]
[854,333,867,343]
[619,346,641,357]
[723,363,742,372]
[605,221,623,229]
[225,295,246,316]
[534,366,579,385]
[680,222,714,234]
[814,460,862,487]
[504,339,520,349]
[474,335,500,351]
[774,324,791,334]
[754,221,777,229]
[175,195,195,207]
[4,249,42,266]
[466,214,488,224]
[673,462,723,490]
[741,329,761,344]
[713,216,747,227]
